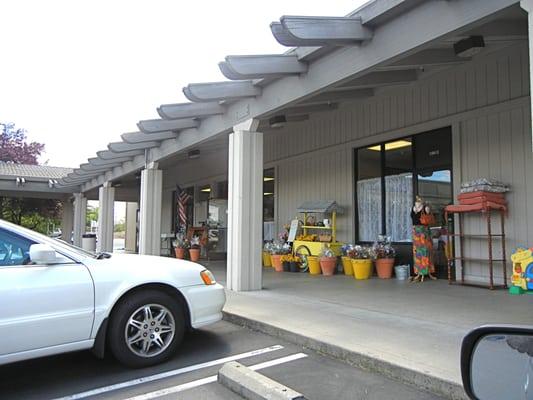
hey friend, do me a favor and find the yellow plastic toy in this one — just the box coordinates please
[509,247,533,294]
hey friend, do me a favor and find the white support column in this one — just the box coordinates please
[61,198,74,243]
[73,193,87,247]
[97,182,115,252]
[227,119,263,291]
[521,0,533,150]
[125,202,139,253]
[139,163,163,255]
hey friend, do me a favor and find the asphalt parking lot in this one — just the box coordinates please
[0,321,444,400]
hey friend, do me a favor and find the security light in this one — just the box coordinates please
[269,115,287,128]
[188,149,201,159]
[454,36,484,58]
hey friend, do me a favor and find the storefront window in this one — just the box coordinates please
[263,168,275,241]
[355,127,452,243]
[384,139,413,242]
[357,147,382,241]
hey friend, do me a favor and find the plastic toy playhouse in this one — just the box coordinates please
[509,247,533,295]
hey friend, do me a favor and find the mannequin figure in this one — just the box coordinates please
[410,195,437,282]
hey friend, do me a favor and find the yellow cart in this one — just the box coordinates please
[291,200,344,257]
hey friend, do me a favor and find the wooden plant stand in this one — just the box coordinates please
[444,205,508,290]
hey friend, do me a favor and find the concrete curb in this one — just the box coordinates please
[218,361,307,400]
[223,311,467,400]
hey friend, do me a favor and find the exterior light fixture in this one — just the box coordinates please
[454,36,484,58]
[368,140,412,151]
[201,187,211,192]
[263,177,274,182]
[188,149,200,159]
[269,115,287,129]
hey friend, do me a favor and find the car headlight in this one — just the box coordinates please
[200,269,216,285]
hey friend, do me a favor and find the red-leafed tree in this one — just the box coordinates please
[0,123,62,233]
[0,123,45,165]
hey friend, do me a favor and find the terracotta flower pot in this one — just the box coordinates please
[189,248,201,262]
[319,256,337,276]
[271,254,283,272]
[174,248,185,259]
[375,258,395,279]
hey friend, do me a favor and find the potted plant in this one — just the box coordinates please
[172,234,189,259]
[341,244,354,276]
[269,242,285,272]
[289,254,301,273]
[263,242,273,267]
[347,245,374,280]
[189,235,201,262]
[373,237,396,279]
[319,247,337,276]
[281,254,291,272]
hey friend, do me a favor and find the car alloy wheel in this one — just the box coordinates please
[124,303,175,358]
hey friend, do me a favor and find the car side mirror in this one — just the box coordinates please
[29,244,58,264]
[461,325,533,400]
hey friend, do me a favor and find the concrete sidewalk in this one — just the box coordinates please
[204,261,530,400]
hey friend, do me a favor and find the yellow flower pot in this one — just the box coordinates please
[307,256,321,275]
[341,256,353,275]
[262,251,272,267]
[351,259,373,280]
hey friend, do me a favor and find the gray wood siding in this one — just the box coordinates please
[457,103,533,282]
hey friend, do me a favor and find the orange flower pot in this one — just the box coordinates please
[319,256,337,276]
[175,248,185,259]
[189,248,200,262]
[375,258,395,279]
[271,254,283,272]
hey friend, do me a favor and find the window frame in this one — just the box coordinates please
[354,127,452,244]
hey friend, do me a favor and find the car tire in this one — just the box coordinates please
[107,290,185,368]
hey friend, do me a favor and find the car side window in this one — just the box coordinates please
[0,228,36,267]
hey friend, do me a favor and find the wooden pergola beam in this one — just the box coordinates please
[137,118,199,134]
[80,162,120,172]
[108,141,159,153]
[219,54,307,80]
[97,149,144,160]
[122,131,177,144]
[300,88,374,104]
[271,16,373,47]
[183,81,261,102]
[88,156,133,166]
[336,70,418,89]
[157,102,225,120]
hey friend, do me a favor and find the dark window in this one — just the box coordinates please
[263,168,275,222]
[355,127,452,243]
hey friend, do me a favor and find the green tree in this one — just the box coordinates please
[0,122,61,234]
[86,205,99,230]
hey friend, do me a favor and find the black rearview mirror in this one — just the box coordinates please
[461,326,533,400]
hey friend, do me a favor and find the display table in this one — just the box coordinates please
[293,240,343,257]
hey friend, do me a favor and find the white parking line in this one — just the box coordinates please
[54,345,284,400]
[125,353,308,400]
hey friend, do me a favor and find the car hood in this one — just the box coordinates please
[83,253,207,288]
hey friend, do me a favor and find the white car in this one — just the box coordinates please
[0,219,225,368]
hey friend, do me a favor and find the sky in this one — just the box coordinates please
[0,0,366,168]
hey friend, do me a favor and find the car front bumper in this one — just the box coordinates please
[180,283,226,329]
